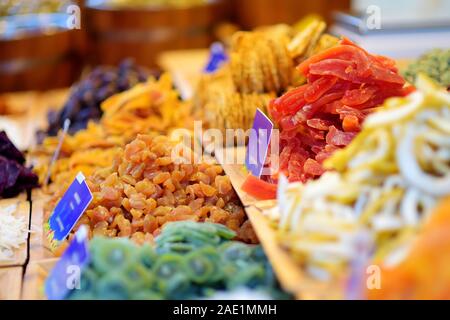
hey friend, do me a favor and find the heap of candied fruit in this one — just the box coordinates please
[67,134,257,244]
[268,38,412,183]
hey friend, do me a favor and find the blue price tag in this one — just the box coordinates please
[204,42,228,74]
[48,172,93,242]
[245,108,274,178]
[45,226,90,300]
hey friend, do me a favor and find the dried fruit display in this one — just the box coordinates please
[266,37,412,185]
[230,31,293,94]
[266,76,450,280]
[32,74,191,193]
[45,134,258,247]
[0,131,39,198]
[193,17,338,134]
[230,17,334,94]
[203,86,274,133]
[64,222,287,300]
[43,59,151,138]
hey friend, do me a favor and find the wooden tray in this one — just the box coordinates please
[0,267,23,300]
[29,191,54,262]
[247,205,345,299]
[220,146,344,299]
[157,49,209,100]
[22,258,58,300]
[0,88,69,150]
[0,198,30,267]
[216,146,260,207]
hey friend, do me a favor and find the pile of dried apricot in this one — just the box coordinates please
[66,134,257,244]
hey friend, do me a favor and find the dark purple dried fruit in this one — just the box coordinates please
[43,59,154,138]
[0,132,39,198]
[0,131,25,164]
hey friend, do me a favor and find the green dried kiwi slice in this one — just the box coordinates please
[183,248,216,284]
[152,254,186,279]
[95,272,131,300]
[195,246,223,283]
[175,228,221,247]
[221,261,239,281]
[152,254,192,298]
[199,286,219,299]
[212,223,236,240]
[138,244,157,269]
[262,262,277,288]
[226,264,266,290]
[130,291,164,300]
[68,291,96,300]
[160,221,215,238]
[156,242,196,255]
[158,221,191,235]
[219,241,253,262]
[156,273,191,299]
[156,222,231,249]
[91,238,136,274]
[121,262,155,291]
[190,222,235,242]
[155,234,185,247]
[78,268,98,293]
[250,245,267,263]
[88,237,108,257]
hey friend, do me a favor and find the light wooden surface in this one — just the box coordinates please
[0,198,30,267]
[0,267,23,300]
[29,192,54,262]
[157,49,209,100]
[0,89,68,150]
[22,258,58,300]
[218,146,262,207]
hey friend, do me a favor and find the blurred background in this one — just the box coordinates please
[0,0,449,92]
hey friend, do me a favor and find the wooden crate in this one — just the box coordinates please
[232,0,351,29]
[85,0,231,68]
[0,29,82,93]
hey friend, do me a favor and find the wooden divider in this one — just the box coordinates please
[220,146,345,299]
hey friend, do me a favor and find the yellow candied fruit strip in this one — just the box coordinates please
[359,188,404,225]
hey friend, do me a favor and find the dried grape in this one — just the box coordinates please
[44,59,152,137]
[0,131,39,198]
[33,73,190,195]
